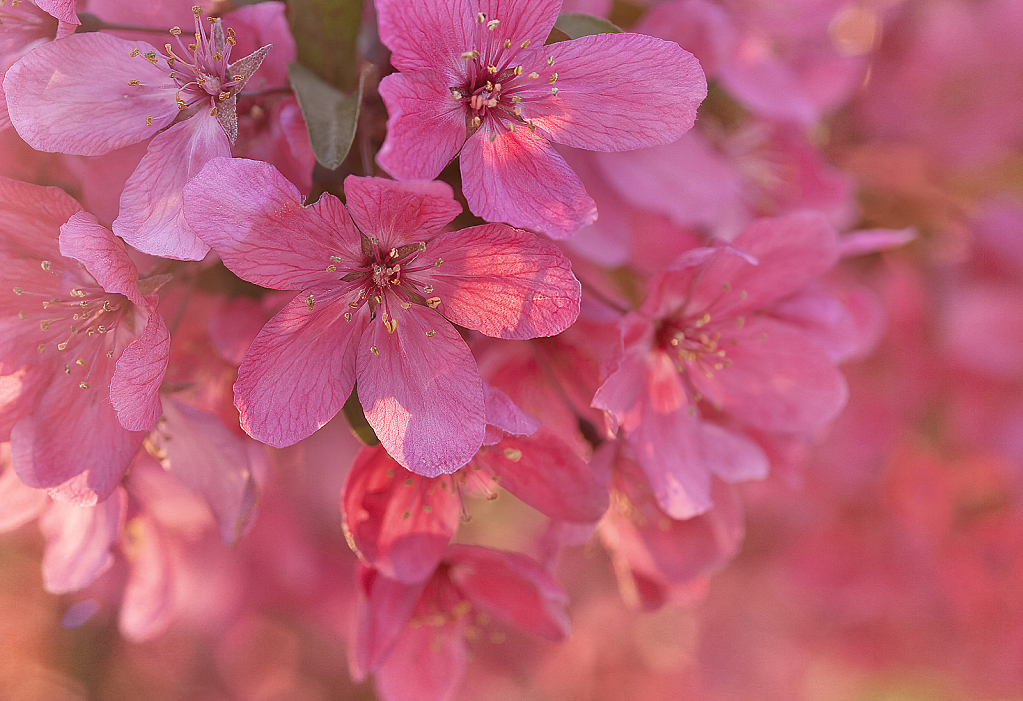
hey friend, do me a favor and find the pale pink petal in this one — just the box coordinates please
[114,112,232,261]
[0,175,79,257]
[40,487,126,594]
[771,281,884,363]
[357,305,485,477]
[235,290,368,448]
[635,0,734,77]
[461,124,595,238]
[223,2,295,91]
[35,0,78,24]
[159,397,261,545]
[448,545,571,641]
[109,303,170,431]
[58,212,144,304]
[691,317,848,434]
[208,296,267,365]
[0,88,10,132]
[528,33,706,151]
[118,515,175,642]
[476,429,610,523]
[483,383,539,441]
[557,146,632,267]
[183,158,363,289]
[418,223,581,339]
[838,227,916,257]
[0,461,48,532]
[375,616,466,701]
[700,422,769,482]
[342,176,462,245]
[342,447,460,584]
[0,367,46,442]
[377,72,467,181]
[719,38,817,125]
[3,33,177,155]
[375,0,474,74]
[352,566,429,677]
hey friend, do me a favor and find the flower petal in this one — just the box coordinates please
[419,223,581,339]
[109,303,170,432]
[461,124,595,238]
[375,0,475,74]
[40,486,126,594]
[3,33,177,155]
[343,176,462,245]
[58,212,144,305]
[113,112,232,261]
[357,305,485,477]
[235,289,368,448]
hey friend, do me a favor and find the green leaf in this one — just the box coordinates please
[342,387,379,446]
[551,12,623,41]
[287,0,362,92]
[288,62,365,171]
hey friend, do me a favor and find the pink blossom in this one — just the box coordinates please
[374,0,706,237]
[3,6,272,259]
[0,177,170,505]
[593,213,850,518]
[182,159,581,475]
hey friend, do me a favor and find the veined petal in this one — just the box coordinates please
[59,212,144,305]
[377,72,467,181]
[357,305,485,477]
[235,289,368,448]
[183,158,364,290]
[375,0,475,75]
[419,223,581,339]
[477,0,563,50]
[352,566,429,677]
[4,33,178,155]
[528,33,706,151]
[34,0,80,25]
[461,124,595,238]
[40,487,126,594]
[113,111,232,261]
[343,176,462,245]
[109,303,170,432]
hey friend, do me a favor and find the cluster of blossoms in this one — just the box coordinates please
[1,1,1022,700]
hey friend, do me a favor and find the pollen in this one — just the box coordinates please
[129,80,140,86]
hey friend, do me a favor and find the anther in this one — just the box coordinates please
[192,5,202,16]
[170,26,181,35]
[551,87,558,96]
[520,40,530,49]
[129,80,140,86]
[18,311,26,319]
[79,382,89,390]
[305,295,315,310]
[344,312,352,321]
[425,330,436,337]
[40,260,51,271]
[384,318,397,334]
[37,344,45,354]
[460,50,479,59]
[426,297,441,308]
[434,258,443,266]
[548,72,558,84]
[106,351,114,358]
[146,116,153,126]
[528,72,539,79]
[130,48,141,57]
[503,448,522,461]
[218,91,230,101]
[476,12,485,22]
[13,287,22,295]
[503,39,511,48]
[513,65,523,76]
[57,341,67,351]
[486,19,499,30]
[370,346,380,356]
[423,285,434,293]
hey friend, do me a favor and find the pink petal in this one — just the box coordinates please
[223,2,295,91]
[109,303,170,431]
[159,397,261,545]
[375,0,474,74]
[34,0,79,24]
[483,383,540,440]
[377,72,467,181]
[183,158,363,289]
[0,175,79,258]
[476,429,610,523]
[478,0,563,49]
[235,289,368,448]
[448,545,571,641]
[691,317,848,434]
[529,33,706,151]
[357,305,485,477]
[0,459,48,532]
[700,422,769,483]
[375,615,466,701]
[352,566,429,677]
[838,227,917,257]
[40,486,126,594]
[0,367,46,442]
[58,212,144,304]
[113,112,232,261]
[418,223,581,339]
[342,176,462,246]
[118,515,175,642]
[461,124,595,238]
[719,38,817,125]
[342,447,461,584]
[3,33,177,155]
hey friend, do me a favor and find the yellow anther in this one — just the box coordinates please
[170,26,181,35]
[551,87,558,96]
[487,65,498,74]
[384,318,397,334]
[144,51,157,64]
[370,346,380,356]
[57,341,67,351]
[40,260,51,271]
[487,19,499,30]
[146,115,153,126]
[520,40,530,49]
[305,295,315,310]
[434,258,443,266]
[349,300,360,308]
[510,95,522,103]
[503,39,511,48]
[40,321,49,331]
[129,80,140,86]
[425,330,436,337]
[13,287,22,295]
[213,52,222,61]
[192,5,202,16]
[460,50,479,59]
[18,311,26,319]
[548,72,558,84]
[423,285,434,293]
[400,301,411,310]
[188,43,197,51]
[37,344,45,354]
[470,116,481,128]
[426,297,441,308]
[476,12,485,22]
[503,448,522,461]
[79,382,89,390]
[528,72,539,79]
[130,48,141,57]
[218,91,230,101]
[64,365,71,375]
[76,359,85,366]
[106,351,114,358]
[513,65,523,76]
[547,56,555,66]
[344,312,352,321]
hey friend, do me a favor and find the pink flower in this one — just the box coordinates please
[3,6,272,259]
[592,213,850,518]
[181,159,582,475]
[374,0,706,237]
[0,177,170,505]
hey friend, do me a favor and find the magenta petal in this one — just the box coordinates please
[342,447,460,584]
[113,112,232,261]
[109,304,170,432]
[375,616,466,701]
[419,224,581,339]
[448,545,571,641]
[377,72,467,181]
[235,290,368,448]
[118,515,175,642]
[183,158,363,289]
[342,176,462,245]
[461,125,596,237]
[58,212,144,304]
[483,383,540,440]
[531,33,706,151]
[352,567,428,677]
[375,0,474,74]
[40,487,126,594]
[3,33,177,155]
[357,306,485,477]
[477,429,610,523]
[692,317,848,434]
